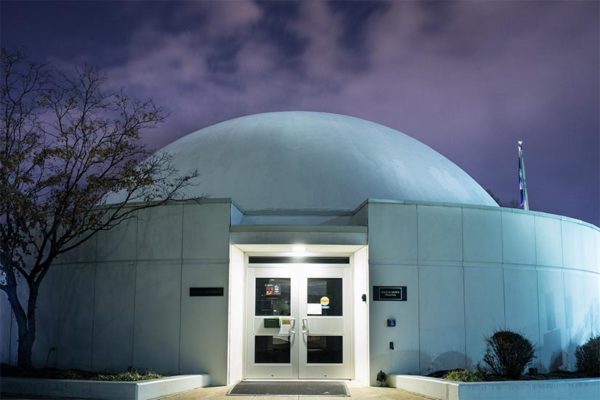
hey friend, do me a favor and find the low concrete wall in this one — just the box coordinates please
[389,375,600,400]
[0,374,210,400]
[388,375,459,400]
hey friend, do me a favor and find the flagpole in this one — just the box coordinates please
[518,140,529,210]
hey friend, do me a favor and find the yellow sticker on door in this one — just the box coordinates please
[320,296,330,306]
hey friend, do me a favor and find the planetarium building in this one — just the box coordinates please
[2,112,599,386]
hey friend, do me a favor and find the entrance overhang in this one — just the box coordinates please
[230,225,368,246]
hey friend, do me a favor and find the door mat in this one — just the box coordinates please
[228,381,349,396]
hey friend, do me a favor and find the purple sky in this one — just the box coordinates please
[2,0,598,225]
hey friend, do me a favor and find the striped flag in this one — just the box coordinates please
[518,141,529,210]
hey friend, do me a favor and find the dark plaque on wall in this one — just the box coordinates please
[189,287,224,297]
[373,286,407,301]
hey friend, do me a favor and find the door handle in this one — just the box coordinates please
[301,318,309,334]
[289,317,296,335]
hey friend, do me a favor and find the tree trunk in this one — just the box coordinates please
[3,267,38,369]
[1,259,34,368]
[8,289,37,369]
[19,285,39,369]
[16,324,34,368]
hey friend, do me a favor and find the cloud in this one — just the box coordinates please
[100,0,598,224]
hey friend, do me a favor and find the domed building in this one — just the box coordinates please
[2,112,598,386]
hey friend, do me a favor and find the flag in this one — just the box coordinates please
[518,141,529,210]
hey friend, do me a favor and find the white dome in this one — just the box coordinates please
[155,112,497,211]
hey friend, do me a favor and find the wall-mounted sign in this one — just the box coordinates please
[189,287,224,297]
[373,286,407,301]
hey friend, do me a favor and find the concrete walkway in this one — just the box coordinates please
[2,384,431,400]
[167,385,430,399]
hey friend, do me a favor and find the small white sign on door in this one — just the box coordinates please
[307,303,322,315]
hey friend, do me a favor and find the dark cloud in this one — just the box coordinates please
[328,0,390,51]
[1,0,598,225]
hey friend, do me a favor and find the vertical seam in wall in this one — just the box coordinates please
[8,288,13,363]
[89,261,97,370]
[559,220,568,366]
[560,220,566,268]
[533,217,542,351]
[55,267,63,366]
[461,208,467,367]
[131,213,138,368]
[533,216,538,266]
[501,211,506,326]
[178,204,184,374]
[416,205,421,373]
[535,268,541,360]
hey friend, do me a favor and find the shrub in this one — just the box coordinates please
[482,330,535,379]
[576,335,600,377]
[444,369,484,382]
[0,364,163,381]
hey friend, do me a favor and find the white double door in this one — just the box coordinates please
[245,265,352,379]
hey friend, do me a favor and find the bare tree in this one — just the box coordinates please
[0,49,196,368]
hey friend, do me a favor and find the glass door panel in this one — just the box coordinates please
[299,267,352,379]
[307,277,343,316]
[307,336,343,363]
[245,269,297,379]
[255,278,291,316]
[255,336,291,363]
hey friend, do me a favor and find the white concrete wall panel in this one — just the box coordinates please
[561,220,585,270]
[536,267,567,371]
[180,263,229,384]
[503,265,540,351]
[133,261,181,374]
[534,216,563,267]
[97,217,137,262]
[463,266,505,368]
[228,246,245,385]
[580,225,598,272]
[462,208,502,264]
[418,206,462,264]
[56,235,97,264]
[369,264,419,378]
[182,203,230,261]
[137,205,183,261]
[502,212,536,265]
[92,262,136,372]
[32,267,61,368]
[563,270,600,369]
[419,266,466,373]
[56,264,95,370]
[368,203,417,264]
[352,247,371,385]
[596,231,600,271]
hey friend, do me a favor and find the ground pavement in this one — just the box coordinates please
[2,385,430,400]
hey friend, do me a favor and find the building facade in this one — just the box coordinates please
[1,112,599,386]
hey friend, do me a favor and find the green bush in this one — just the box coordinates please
[0,364,162,381]
[444,369,484,382]
[576,335,600,377]
[482,330,535,379]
